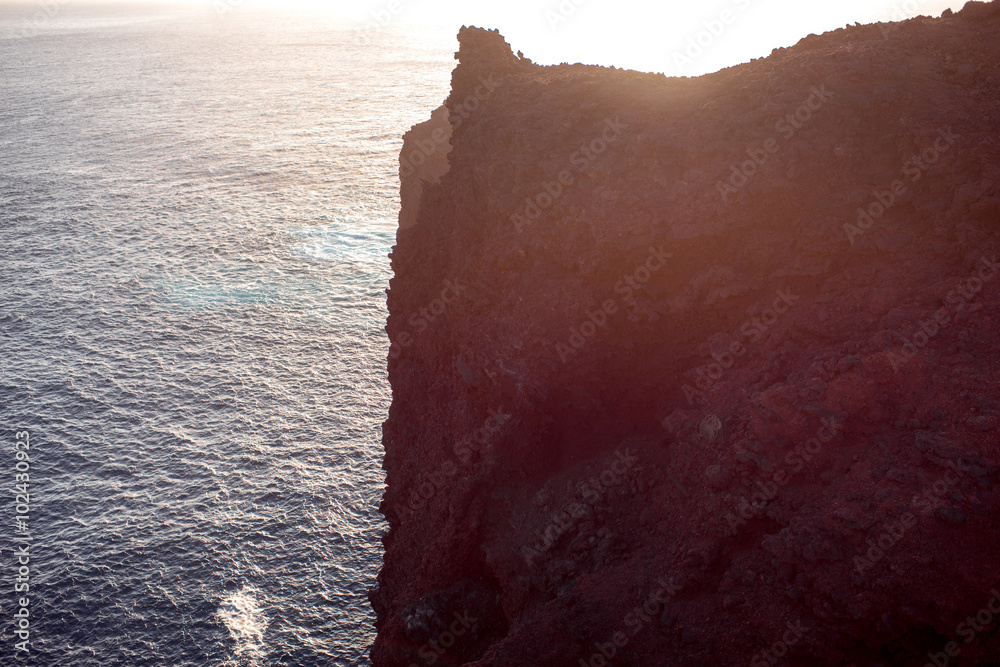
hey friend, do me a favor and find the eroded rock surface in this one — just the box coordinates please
[399,104,452,230]
[375,7,1000,665]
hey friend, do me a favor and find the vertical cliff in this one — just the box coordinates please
[376,7,1000,665]
[398,104,452,230]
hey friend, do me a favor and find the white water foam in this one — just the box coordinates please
[218,587,268,661]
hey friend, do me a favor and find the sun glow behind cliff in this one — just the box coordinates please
[234,0,961,76]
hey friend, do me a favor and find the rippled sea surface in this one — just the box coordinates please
[0,7,453,665]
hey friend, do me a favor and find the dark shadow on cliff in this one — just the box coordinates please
[375,5,1000,666]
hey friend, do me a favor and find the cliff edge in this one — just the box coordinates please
[376,8,1000,665]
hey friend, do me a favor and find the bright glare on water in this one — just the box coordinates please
[218,587,268,664]
[0,5,455,665]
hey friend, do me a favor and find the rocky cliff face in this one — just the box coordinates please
[374,6,1000,665]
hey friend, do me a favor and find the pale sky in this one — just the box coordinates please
[9,0,968,75]
[353,0,967,75]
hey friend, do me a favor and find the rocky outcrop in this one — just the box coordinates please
[399,104,452,230]
[375,7,1000,666]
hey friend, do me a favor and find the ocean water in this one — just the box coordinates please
[0,7,453,665]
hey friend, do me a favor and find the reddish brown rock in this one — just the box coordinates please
[399,104,452,230]
[375,4,1000,665]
